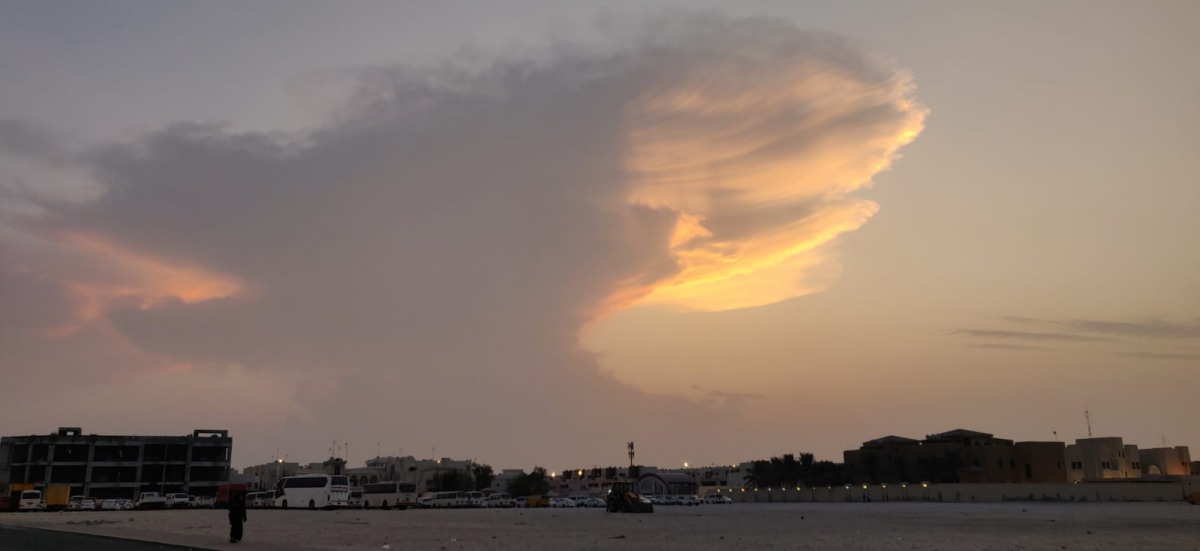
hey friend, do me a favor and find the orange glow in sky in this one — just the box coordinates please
[619,58,927,311]
[49,231,241,332]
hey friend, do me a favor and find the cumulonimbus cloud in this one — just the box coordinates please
[0,13,926,465]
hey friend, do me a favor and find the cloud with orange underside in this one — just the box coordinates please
[42,231,241,335]
[616,37,926,312]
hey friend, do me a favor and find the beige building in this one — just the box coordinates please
[1066,437,1141,481]
[1014,442,1069,483]
[362,455,475,491]
[242,460,302,491]
[843,430,1069,484]
[1137,446,1191,477]
[548,463,749,497]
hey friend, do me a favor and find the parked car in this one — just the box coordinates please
[578,497,606,508]
[549,497,577,508]
[80,499,96,511]
[100,499,122,511]
[704,494,732,504]
[120,499,136,510]
[165,493,190,508]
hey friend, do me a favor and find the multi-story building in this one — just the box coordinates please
[1066,437,1142,481]
[241,460,302,491]
[843,429,1068,484]
[358,456,474,491]
[488,468,527,495]
[0,427,231,499]
[1014,441,1069,483]
[1137,446,1191,477]
[547,465,713,497]
[551,465,646,497]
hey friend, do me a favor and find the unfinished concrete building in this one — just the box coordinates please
[0,427,231,499]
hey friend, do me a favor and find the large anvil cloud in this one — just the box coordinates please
[0,14,925,465]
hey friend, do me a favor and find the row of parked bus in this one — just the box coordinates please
[252,475,648,512]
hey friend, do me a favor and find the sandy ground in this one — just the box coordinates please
[2,503,1198,550]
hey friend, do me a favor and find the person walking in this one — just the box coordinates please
[228,491,247,543]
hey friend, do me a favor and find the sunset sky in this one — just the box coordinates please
[1,1,1197,471]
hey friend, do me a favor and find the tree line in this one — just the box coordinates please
[743,453,849,488]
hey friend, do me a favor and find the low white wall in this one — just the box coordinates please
[723,481,1188,504]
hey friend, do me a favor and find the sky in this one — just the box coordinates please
[1,1,1197,471]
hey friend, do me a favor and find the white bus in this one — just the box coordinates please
[274,474,350,510]
[360,482,418,510]
[419,491,463,508]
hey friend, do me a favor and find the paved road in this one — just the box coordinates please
[0,525,216,550]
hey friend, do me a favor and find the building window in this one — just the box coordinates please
[1101,461,1112,470]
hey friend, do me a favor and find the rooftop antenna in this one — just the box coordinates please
[627,441,635,469]
[1084,410,1093,438]
[1161,433,1167,447]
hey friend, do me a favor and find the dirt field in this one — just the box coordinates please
[2,502,1198,550]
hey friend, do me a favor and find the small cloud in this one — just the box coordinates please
[953,329,1107,342]
[966,343,1050,351]
[1059,319,1200,340]
[1117,351,1200,361]
[708,390,764,409]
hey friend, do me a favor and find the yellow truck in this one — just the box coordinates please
[45,485,71,511]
